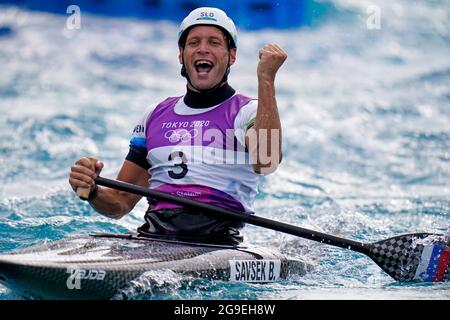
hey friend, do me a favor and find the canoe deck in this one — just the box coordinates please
[0,233,311,299]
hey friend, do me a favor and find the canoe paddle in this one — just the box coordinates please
[94,176,449,283]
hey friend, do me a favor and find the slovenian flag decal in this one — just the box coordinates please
[414,244,450,282]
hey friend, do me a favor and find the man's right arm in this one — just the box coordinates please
[69,158,150,219]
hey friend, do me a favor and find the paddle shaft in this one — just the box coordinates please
[95,176,371,255]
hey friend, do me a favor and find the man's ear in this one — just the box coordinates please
[229,48,237,66]
[178,47,183,64]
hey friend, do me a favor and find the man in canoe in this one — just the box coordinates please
[69,7,287,245]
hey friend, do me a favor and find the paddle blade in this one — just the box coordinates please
[369,233,449,282]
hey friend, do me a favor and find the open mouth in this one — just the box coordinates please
[194,60,214,73]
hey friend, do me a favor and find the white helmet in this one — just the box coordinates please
[178,7,238,48]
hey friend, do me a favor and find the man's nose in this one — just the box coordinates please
[197,40,210,53]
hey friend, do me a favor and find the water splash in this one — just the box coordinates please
[111,269,184,300]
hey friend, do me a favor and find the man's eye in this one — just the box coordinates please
[210,39,222,46]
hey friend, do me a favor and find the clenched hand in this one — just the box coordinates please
[257,44,288,82]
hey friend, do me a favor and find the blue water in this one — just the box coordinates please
[0,1,449,299]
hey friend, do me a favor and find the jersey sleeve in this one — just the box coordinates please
[126,106,155,170]
[233,99,257,147]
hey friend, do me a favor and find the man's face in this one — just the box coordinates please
[179,26,236,91]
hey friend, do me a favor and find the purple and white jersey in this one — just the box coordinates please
[130,93,259,212]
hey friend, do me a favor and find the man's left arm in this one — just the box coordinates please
[247,43,287,174]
